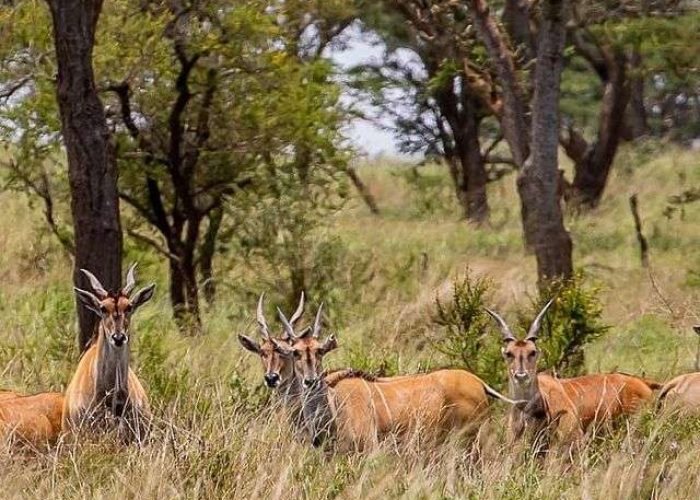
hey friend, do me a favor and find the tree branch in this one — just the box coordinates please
[127,228,180,262]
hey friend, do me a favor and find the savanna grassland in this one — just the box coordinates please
[0,142,699,499]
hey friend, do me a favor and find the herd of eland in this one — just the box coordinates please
[0,266,699,459]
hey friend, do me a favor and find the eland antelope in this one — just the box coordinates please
[274,304,522,451]
[487,300,659,447]
[62,264,155,442]
[657,325,700,414]
[0,392,64,446]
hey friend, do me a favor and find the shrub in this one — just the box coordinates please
[429,270,503,387]
[517,272,609,377]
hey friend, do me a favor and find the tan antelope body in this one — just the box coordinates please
[658,372,700,413]
[657,326,700,413]
[271,301,519,450]
[310,368,503,450]
[512,371,656,443]
[487,301,658,447]
[0,390,22,401]
[0,392,64,446]
[63,265,155,442]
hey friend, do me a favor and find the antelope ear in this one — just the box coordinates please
[318,334,338,355]
[238,334,261,354]
[74,288,104,317]
[130,284,156,311]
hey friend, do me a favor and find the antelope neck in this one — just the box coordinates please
[300,377,335,447]
[94,324,130,416]
[509,375,540,404]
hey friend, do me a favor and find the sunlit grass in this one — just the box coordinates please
[0,142,698,497]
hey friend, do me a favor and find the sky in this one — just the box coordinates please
[328,25,406,158]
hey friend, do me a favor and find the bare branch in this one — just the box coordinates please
[127,229,179,262]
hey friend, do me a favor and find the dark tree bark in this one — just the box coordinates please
[628,194,649,268]
[468,0,530,168]
[503,0,535,63]
[433,80,490,224]
[47,0,122,351]
[390,0,491,224]
[346,167,380,215]
[517,0,573,284]
[622,49,648,140]
[562,47,631,209]
[200,207,223,304]
[453,108,489,224]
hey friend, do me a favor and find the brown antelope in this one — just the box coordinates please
[0,392,64,446]
[486,300,659,447]
[274,305,522,450]
[238,292,305,391]
[63,264,155,442]
[657,325,700,414]
[0,390,21,401]
[238,293,307,433]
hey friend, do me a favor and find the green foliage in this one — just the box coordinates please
[343,346,400,377]
[518,273,609,377]
[430,270,502,387]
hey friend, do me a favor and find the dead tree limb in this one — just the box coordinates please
[629,193,649,267]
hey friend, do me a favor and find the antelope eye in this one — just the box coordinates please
[528,351,537,358]
[504,352,514,359]
[293,351,301,359]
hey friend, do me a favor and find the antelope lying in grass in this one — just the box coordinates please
[0,392,64,446]
[657,325,700,414]
[238,293,306,432]
[275,305,521,451]
[63,264,155,442]
[486,301,659,447]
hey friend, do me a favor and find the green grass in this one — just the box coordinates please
[0,142,699,498]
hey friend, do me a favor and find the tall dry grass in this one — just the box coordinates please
[0,142,698,498]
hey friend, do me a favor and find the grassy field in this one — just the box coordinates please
[0,141,699,498]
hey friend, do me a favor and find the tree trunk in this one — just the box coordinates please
[168,254,201,334]
[502,0,534,63]
[346,167,380,215]
[434,81,489,224]
[182,255,201,334]
[517,0,572,286]
[200,207,222,304]
[621,49,648,141]
[569,49,630,209]
[468,0,530,167]
[454,113,489,224]
[47,0,123,351]
[169,257,187,321]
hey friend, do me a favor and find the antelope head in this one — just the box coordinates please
[486,300,554,390]
[238,292,305,389]
[276,303,337,389]
[74,263,156,348]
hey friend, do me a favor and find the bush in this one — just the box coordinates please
[517,273,609,377]
[429,270,503,387]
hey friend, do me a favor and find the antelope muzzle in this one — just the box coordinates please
[111,332,128,347]
[264,372,281,388]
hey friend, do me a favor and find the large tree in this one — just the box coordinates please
[46,0,122,350]
[466,0,572,283]
[351,0,508,224]
[1,0,351,333]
